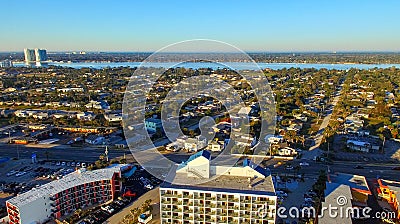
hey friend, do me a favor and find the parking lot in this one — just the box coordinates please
[0,158,99,202]
[78,167,162,224]
[1,158,163,224]
[276,176,316,224]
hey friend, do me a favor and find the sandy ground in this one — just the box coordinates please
[105,187,160,224]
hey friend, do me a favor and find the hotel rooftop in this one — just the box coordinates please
[163,150,275,196]
[7,164,125,207]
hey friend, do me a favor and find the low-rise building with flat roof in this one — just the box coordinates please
[328,173,371,206]
[6,164,126,224]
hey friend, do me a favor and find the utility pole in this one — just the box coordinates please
[327,142,330,155]
[105,145,109,162]
[17,145,20,160]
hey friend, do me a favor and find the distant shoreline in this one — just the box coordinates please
[11,61,400,70]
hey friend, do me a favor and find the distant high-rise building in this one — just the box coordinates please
[24,48,35,64]
[24,48,48,66]
[0,59,13,68]
[34,48,47,62]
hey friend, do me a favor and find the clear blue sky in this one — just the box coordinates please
[1,0,399,52]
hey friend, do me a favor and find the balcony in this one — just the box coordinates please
[228,205,240,210]
[172,214,183,219]
[183,209,194,213]
[161,214,170,218]
[172,200,182,205]
[205,196,216,201]
[183,194,193,199]
[161,199,171,204]
[172,208,182,212]
[194,216,203,221]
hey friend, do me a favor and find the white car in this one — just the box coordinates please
[145,184,154,190]
[300,162,310,166]
[81,163,87,168]
[6,170,17,176]
[16,171,26,177]
[101,206,114,214]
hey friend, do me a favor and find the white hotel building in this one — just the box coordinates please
[160,150,277,224]
[6,164,125,224]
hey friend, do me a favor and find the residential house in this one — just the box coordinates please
[32,112,49,120]
[265,135,283,145]
[346,139,380,153]
[207,140,224,152]
[76,112,96,121]
[145,118,162,133]
[85,135,105,145]
[233,133,257,148]
[52,113,67,119]
[14,110,28,118]
[344,115,364,135]
[184,136,207,152]
[277,147,297,156]
[104,112,122,122]
[85,100,110,110]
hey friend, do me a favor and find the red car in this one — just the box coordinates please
[122,190,137,197]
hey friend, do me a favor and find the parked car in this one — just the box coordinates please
[285,165,293,170]
[16,171,26,177]
[300,162,309,166]
[101,205,114,214]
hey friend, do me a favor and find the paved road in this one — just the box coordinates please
[271,160,400,180]
[304,89,343,160]
[2,143,397,181]
[0,143,129,162]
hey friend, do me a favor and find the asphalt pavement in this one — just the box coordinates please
[0,143,128,163]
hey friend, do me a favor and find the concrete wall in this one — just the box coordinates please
[19,196,52,224]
